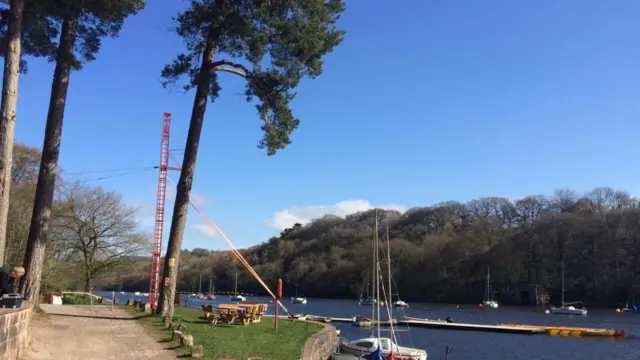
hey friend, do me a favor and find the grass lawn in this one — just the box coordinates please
[132,307,322,360]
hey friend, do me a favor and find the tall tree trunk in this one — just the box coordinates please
[157,38,216,318]
[0,0,25,267]
[20,14,78,302]
[84,271,92,293]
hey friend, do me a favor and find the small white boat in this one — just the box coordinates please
[481,267,499,309]
[134,292,141,296]
[550,305,587,315]
[230,294,246,302]
[359,297,384,306]
[340,337,427,360]
[482,300,499,309]
[291,297,307,304]
[549,263,586,316]
[229,272,246,302]
[394,300,409,308]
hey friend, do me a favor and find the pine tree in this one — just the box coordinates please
[21,0,144,302]
[157,0,345,319]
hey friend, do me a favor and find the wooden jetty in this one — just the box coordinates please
[304,315,542,334]
[301,315,623,337]
[403,319,544,334]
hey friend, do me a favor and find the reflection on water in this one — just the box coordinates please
[100,292,640,360]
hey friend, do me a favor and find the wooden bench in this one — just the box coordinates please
[202,304,222,324]
[215,304,249,325]
[202,303,270,326]
[236,303,268,323]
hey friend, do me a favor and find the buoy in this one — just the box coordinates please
[616,308,621,313]
[478,303,484,308]
[456,305,460,309]
[544,309,550,314]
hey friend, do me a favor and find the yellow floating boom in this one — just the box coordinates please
[500,324,625,338]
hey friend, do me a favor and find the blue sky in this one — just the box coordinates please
[13,0,640,250]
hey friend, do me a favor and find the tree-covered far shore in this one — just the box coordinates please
[105,187,639,308]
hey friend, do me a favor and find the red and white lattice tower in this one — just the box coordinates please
[149,113,172,310]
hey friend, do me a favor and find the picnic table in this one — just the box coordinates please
[202,303,268,325]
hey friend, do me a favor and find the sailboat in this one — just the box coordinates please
[118,282,125,295]
[341,212,427,360]
[359,269,378,306]
[230,272,246,302]
[549,263,587,315]
[291,285,307,304]
[196,272,205,299]
[481,267,498,309]
[205,278,216,300]
[622,274,637,313]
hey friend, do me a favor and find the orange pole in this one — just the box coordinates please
[275,278,283,331]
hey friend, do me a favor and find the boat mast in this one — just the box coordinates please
[632,273,636,307]
[561,262,565,307]
[234,271,238,296]
[199,272,202,294]
[627,273,635,308]
[386,214,398,348]
[375,210,381,341]
[370,213,376,338]
[485,266,491,302]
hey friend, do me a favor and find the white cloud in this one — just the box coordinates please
[190,223,219,238]
[264,200,407,231]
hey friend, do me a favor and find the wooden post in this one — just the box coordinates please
[275,278,282,331]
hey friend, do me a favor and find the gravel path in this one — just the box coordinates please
[24,304,176,360]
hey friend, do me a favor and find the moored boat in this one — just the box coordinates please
[230,294,246,302]
[340,337,427,360]
[550,305,587,315]
[549,263,587,316]
[482,300,499,309]
[480,267,498,309]
[342,211,428,360]
[393,300,409,308]
[359,296,378,306]
[291,297,307,304]
[230,272,246,302]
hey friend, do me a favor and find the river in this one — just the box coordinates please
[100,292,640,360]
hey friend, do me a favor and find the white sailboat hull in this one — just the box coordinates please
[483,300,499,308]
[340,338,427,360]
[291,297,307,304]
[394,300,409,308]
[550,306,587,315]
[230,295,246,302]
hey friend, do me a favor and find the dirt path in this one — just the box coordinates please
[24,304,176,360]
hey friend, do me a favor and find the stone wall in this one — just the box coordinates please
[301,321,338,360]
[0,304,33,360]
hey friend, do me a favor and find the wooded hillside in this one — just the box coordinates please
[116,188,639,307]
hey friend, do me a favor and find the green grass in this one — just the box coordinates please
[61,293,102,305]
[132,307,322,360]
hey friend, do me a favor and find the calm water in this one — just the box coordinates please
[100,292,640,360]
